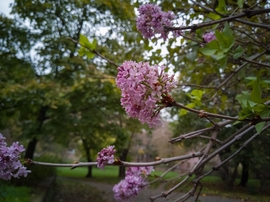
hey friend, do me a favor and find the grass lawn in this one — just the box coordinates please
[56,166,270,202]
[0,182,31,202]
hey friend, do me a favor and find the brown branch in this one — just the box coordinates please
[170,119,233,144]
[240,57,270,68]
[172,102,239,121]
[190,1,270,30]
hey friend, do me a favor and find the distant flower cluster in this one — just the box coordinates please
[113,166,154,201]
[116,61,176,128]
[203,31,216,43]
[0,134,30,180]
[136,4,181,40]
[96,145,116,169]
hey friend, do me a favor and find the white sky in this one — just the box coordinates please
[0,0,13,17]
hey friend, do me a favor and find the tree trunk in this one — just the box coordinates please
[82,138,92,178]
[24,137,38,159]
[118,148,128,178]
[239,160,249,186]
[24,106,48,159]
[86,164,92,178]
[228,162,239,187]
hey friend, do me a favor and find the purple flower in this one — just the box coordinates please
[0,134,30,180]
[136,4,180,40]
[113,166,154,201]
[203,32,216,43]
[126,166,154,177]
[116,61,176,128]
[96,145,116,169]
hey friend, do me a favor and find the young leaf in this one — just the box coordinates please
[179,103,195,116]
[216,0,227,14]
[223,22,233,36]
[200,40,219,56]
[255,122,265,134]
[79,34,90,47]
[250,79,262,104]
[233,46,244,59]
[190,89,204,101]
[237,0,244,8]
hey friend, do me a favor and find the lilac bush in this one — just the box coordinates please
[116,61,176,127]
[0,134,30,180]
[96,145,116,169]
[136,4,181,40]
[113,166,154,201]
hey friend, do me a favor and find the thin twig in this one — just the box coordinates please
[240,57,270,68]
[170,120,233,144]
[191,2,270,29]
[194,123,270,183]
[166,7,270,32]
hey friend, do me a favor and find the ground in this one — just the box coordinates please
[52,177,242,202]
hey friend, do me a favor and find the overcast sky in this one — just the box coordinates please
[0,0,13,17]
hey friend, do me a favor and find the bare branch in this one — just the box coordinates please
[240,57,270,68]
[28,152,203,168]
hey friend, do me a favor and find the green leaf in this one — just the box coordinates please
[215,29,235,52]
[233,46,244,59]
[190,89,204,101]
[78,47,95,59]
[79,34,97,50]
[223,22,233,36]
[200,40,219,56]
[79,34,90,47]
[216,0,227,14]
[250,79,262,103]
[207,12,221,20]
[179,103,195,116]
[218,56,228,69]
[255,122,265,134]
[237,0,244,8]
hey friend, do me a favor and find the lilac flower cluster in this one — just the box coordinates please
[0,134,30,180]
[113,166,154,201]
[96,145,116,169]
[116,61,176,128]
[203,31,216,43]
[136,4,181,40]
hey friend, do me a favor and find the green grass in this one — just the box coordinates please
[57,166,118,178]
[0,182,31,202]
[57,166,120,184]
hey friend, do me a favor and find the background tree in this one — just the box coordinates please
[1,0,149,163]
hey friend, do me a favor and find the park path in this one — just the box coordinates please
[59,177,242,202]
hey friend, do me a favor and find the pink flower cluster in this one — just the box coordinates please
[0,134,30,180]
[113,166,154,201]
[136,4,181,40]
[96,145,116,169]
[203,31,216,43]
[116,61,176,128]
